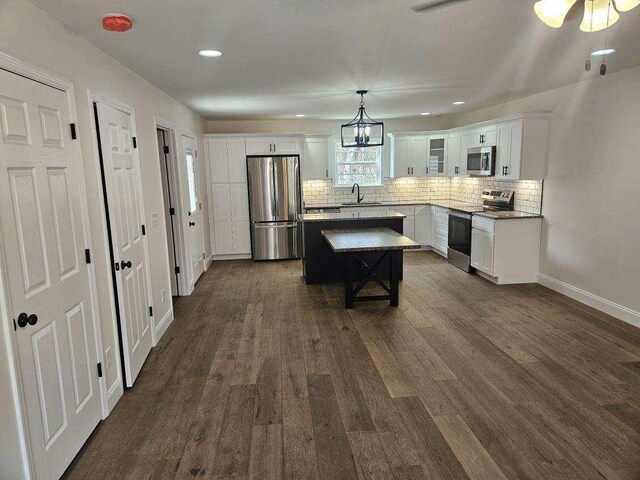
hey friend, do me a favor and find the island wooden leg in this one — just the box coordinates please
[344,252,354,309]
[389,250,400,307]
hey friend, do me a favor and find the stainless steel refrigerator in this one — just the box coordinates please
[247,155,302,260]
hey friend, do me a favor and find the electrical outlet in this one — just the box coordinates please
[105,348,112,370]
[161,288,166,304]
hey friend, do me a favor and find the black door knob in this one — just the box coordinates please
[189,221,195,227]
[120,260,132,269]
[28,314,38,326]
[17,312,29,328]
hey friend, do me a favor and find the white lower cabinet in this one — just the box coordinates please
[414,205,431,246]
[394,207,415,240]
[431,206,449,257]
[471,215,541,284]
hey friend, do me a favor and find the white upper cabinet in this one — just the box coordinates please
[245,136,301,155]
[426,134,448,176]
[446,131,470,176]
[390,134,427,177]
[495,115,549,180]
[207,137,247,184]
[302,135,331,180]
[471,124,497,147]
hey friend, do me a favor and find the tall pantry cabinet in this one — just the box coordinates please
[206,138,251,257]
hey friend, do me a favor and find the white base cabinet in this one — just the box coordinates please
[471,215,541,284]
[431,206,449,257]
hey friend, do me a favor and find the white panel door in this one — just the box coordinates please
[409,136,427,176]
[211,184,233,254]
[0,69,101,480]
[303,136,329,180]
[183,135,205,285]
[227,138,247,183]
[230,183,251,254]
[95,102,152,387]
[207,138,229,183]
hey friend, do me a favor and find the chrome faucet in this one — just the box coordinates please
[351,183,365,204]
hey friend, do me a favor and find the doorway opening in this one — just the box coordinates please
[157,128,181,303]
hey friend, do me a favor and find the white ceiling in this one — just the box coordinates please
[31,0,640,120]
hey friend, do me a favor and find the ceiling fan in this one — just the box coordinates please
[411,0,471,13]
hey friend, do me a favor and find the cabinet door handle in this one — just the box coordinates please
[325,169,328,178]
[407,167,410,175]
[411,167,414,175]
[273,143,276,153]
[505,166,509,175]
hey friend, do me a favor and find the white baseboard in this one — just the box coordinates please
[537,273,640,329]
[106,379,123,413]
[213,253,252,261]
[154,307,174,342]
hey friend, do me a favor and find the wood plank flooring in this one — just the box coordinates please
[63,252,640,480]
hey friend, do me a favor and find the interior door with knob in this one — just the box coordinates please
[0,69,102,479]
[95,101,152,387]
[183,134,204,286]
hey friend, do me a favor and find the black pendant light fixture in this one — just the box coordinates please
[341,90,384,148]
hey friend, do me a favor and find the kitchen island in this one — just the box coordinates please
[299,211,406,285]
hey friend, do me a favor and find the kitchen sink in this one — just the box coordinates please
[341,201,383,206]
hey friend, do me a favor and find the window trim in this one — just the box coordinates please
[332,141,383,187]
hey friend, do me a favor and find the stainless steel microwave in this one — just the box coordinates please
[467,146,496,176]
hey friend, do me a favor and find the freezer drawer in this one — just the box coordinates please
[252,222,301,260]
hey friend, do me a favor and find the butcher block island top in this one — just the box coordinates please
[321,227,421,253]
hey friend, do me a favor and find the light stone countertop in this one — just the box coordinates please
[298,211,406,222]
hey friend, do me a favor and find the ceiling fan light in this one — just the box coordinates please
[613,0,640,11]
[580,0,620,32]
[534,0,578,28]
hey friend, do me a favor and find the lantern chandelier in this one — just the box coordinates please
[341,91,384,148]
[534,0,639,31]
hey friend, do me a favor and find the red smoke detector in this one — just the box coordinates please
[102,14,133,32]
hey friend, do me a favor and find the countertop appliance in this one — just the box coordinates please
[467,146,496,176]
[447,188,514,272]
[247,155,302,260]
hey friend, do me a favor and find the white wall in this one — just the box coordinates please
[448,65,640,324]
[0,1,207,477]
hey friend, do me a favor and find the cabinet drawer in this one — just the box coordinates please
[472,215,495,234]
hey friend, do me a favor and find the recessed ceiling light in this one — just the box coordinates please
[453,101,466,105]
[591,48,616,56]
[199,50,223,57]
[295,114,306,117]
[420,112,431,116]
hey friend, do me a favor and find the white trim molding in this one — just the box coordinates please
[155,307,174,341]
[538,273,640,329]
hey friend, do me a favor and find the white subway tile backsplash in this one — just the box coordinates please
[302,177,543,213]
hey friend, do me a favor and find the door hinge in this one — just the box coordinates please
[97,362,103,378]
[175,266,180,274]
[70,123,77,140]
[169,207,175,216]
[85,248,91,264]
[149,306,153,317]
[194,150,197,159]
[133,137,137,149]
[13,318,17,331]
[141,224,146,235]
[163,145,169,154]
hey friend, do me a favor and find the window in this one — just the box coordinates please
[334,143,382,187]
[186,152,198,213]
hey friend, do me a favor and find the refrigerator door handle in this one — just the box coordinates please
[253,222,298,228]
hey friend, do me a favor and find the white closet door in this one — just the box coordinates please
[0,69,101,480]
[95,102,152,387]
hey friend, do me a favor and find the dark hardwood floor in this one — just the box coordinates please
[63,252,640,480]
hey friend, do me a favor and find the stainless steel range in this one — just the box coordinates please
[447,189,514,272]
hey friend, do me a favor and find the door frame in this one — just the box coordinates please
[87,93,158,369]
[154,118,191,298]
[178,130,207,293]
[0,51,106,480]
